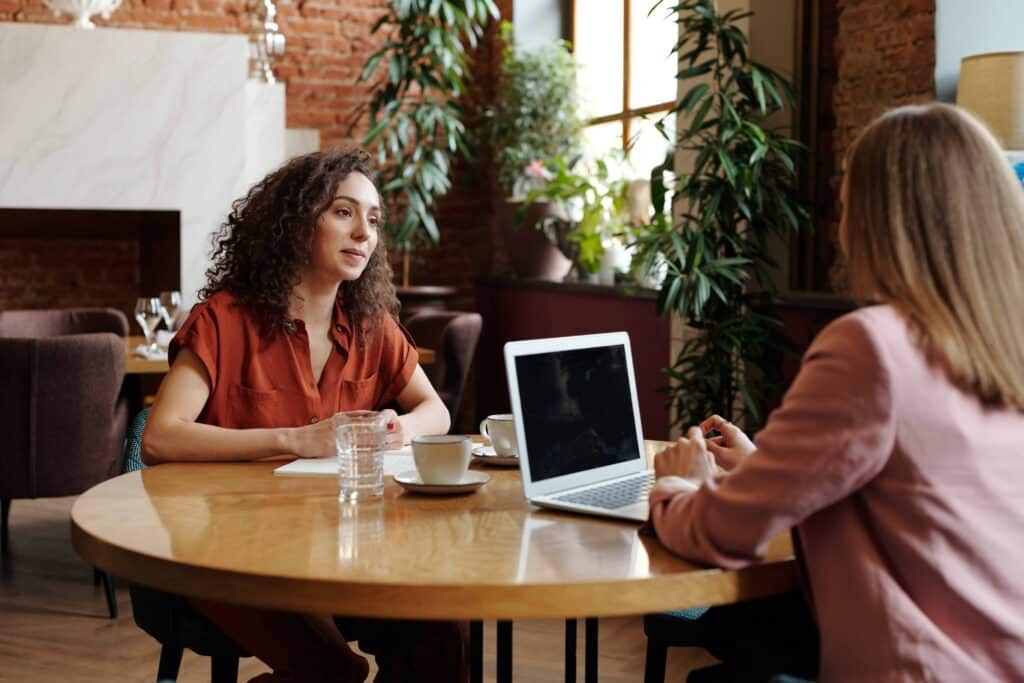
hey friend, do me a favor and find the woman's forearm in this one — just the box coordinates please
[141,417,306,465]
[396,396,451,443]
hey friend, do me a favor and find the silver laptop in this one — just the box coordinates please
[504,332,653,522]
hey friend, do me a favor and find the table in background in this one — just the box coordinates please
[72,441,797,683]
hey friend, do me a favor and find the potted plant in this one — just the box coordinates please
[352,0,499,288]
[486,22,585,281]
[639,0,811,429]
[522,155,630,283]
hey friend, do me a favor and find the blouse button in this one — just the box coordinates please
[310,416,318,424]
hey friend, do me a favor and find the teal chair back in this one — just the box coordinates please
[124,408,248,683]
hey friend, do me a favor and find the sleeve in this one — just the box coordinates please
[374,315,420,408]
[649,312,898,569]
[168,300,220,391]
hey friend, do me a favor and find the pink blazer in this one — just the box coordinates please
[650,305,1024,681]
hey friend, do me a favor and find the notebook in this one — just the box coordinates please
[503,332,652,522]
[273,446,415,477]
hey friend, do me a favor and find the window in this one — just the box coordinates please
[573,0,677,178]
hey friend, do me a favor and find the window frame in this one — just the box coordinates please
[570,0,676,154]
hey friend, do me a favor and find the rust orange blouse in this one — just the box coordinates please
[169,291,418,429]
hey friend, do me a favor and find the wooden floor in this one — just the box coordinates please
[0,496,715,682]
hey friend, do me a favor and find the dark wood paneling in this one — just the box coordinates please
[475,277,672,440]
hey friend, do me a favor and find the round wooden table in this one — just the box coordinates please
[71,442,797,681]
[72,441,796,618]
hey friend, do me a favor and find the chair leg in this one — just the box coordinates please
[211,655,240,683]
[98,570,118,619]
[1,499,10,554]
[156,644,183,682]
[93,567,102,586]
[564,619,577,683]
[643,638,668,683]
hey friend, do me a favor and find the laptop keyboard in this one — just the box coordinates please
[552,472,654,510]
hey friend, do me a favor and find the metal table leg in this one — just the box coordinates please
[585,618,598,683]
[497,620,513,683]
[470,620,483,683]
[564,619,577,683]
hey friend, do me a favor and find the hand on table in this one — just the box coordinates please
[700,414,756,471]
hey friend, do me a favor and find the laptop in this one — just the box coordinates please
[504,332,653,522]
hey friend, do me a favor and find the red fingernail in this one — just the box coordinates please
[387,422,395,431]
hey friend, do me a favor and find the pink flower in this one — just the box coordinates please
[525,159,553,181]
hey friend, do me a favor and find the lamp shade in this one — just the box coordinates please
[957,51,1024,149]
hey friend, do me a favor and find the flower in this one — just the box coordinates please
[525,159,553,182]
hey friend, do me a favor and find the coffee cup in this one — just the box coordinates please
[479,414,517,456]
[411,435,472,485]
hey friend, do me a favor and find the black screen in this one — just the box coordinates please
[514,345,641,482]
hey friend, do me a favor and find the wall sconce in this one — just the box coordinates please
[957,51,1024,152]
[249,0,286,83]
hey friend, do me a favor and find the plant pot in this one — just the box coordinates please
[499,200,573,282]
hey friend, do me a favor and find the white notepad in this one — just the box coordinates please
[273,446,415,477]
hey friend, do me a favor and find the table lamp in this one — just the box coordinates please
[957,51,1024,163]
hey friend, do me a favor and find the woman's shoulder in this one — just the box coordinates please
[813,304,917,370]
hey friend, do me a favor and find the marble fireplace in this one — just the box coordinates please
[0,23,286,312]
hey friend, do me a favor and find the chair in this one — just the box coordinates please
[123,408,250,683]
[0,307,130,618]
[643,608,711,682]
[404,310,483,427]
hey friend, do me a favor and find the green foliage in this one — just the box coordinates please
[354,0,499,248]
[522,156,628,274]
[487,22,584,195]
[641,0,810,428]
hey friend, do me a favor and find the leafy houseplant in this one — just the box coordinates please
[354,0,499,285]
[488,22,584,196]
[523,155,629,277]
[643,0,810,429]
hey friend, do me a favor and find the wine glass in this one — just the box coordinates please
[159,290,182,331]
[134,297,162,353]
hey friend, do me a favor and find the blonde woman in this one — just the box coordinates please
[650,103,1024,681]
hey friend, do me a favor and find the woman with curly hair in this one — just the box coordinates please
[142,148,464,682]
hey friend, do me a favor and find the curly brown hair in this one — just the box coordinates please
[201,148,399,341]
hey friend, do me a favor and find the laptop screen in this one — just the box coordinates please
[514,344,642,482]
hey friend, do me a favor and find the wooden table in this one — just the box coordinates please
[125,336,436,375]
[72,442,797,680]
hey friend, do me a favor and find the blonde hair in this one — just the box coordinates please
[843,102,1024,410]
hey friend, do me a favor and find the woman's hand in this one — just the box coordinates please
[381,409,404,449]
[700,414,756,471]
[288,419,337,459]
[654,427,718,485]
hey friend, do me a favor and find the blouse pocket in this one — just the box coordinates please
[226,384,307,429]
[338,373,381,411]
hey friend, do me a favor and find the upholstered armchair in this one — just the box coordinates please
[404,310,483,428]
[0,307,130,617]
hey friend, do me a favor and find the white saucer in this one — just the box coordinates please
[393,470,491,495]
[471,445,520,467]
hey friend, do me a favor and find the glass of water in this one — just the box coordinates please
[333,410,389,503]
[134,297,162,353]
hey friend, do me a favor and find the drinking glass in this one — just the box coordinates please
[333,410,389,502]
[159,290,182,331]
[134,297,162,353]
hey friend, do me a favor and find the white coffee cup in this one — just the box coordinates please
[411,435,472,485]
[479,413,517,456]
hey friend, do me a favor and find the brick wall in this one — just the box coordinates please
[833,0,935,183]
